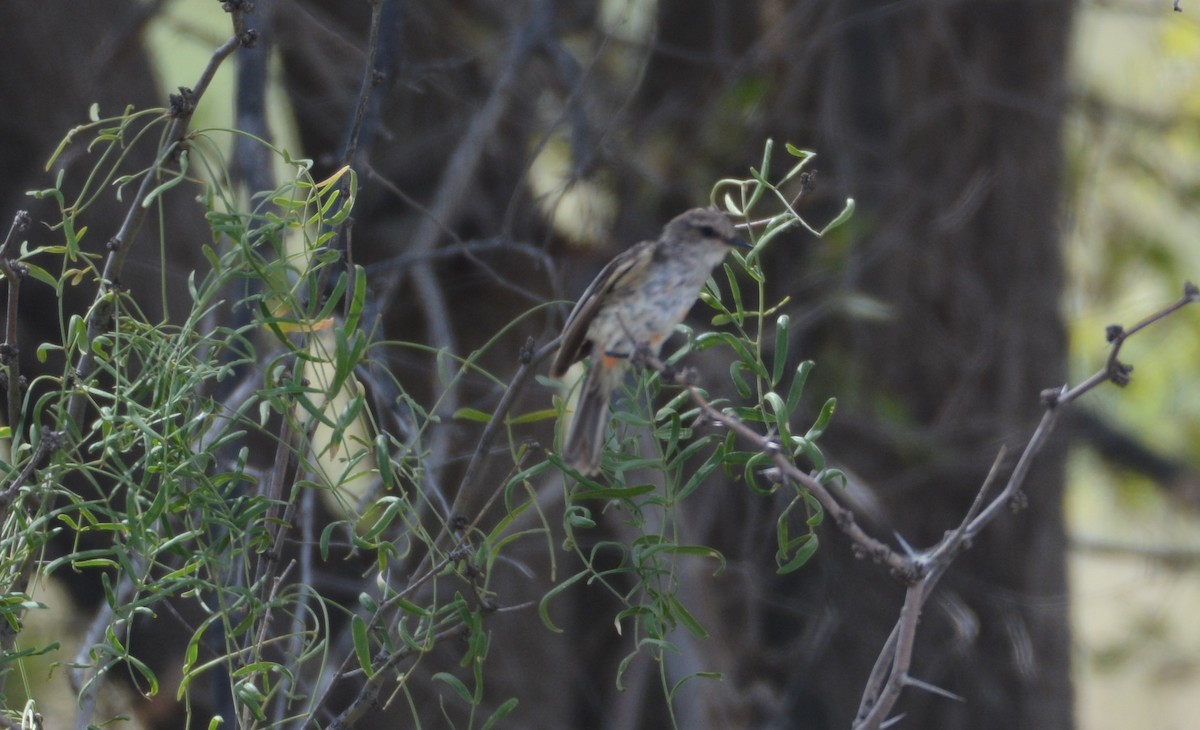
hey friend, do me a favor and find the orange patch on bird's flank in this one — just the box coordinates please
[600,353,622,369]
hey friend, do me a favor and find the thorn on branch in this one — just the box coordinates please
[833,508,855,530]
[0,372,27,393]
[2,260,26,280]
[448,543,474,564]
[1107,360,1133,387]
[168,86,197,119]
[1008,489,1028,513]
[1039,387,1062,408]
[39,427,61,456]
[519,336,535,365]
[800,170,817,195]
[759,466,785,485]
[894,557,927,585]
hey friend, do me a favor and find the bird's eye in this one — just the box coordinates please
[699,225,717,237]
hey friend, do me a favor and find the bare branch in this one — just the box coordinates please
[634,287,1197,730]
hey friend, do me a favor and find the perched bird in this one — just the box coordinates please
[551,208,747,475]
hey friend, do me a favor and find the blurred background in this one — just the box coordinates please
[1,0,1197,728]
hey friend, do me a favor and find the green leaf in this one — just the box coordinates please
[481,699,520,730]
[142,150,189,208]
[667,594,708,639]
[723,263,743,313]
[452,407,492,423]
[786,361,814,413]
[433,672,473,703]
[21,262,58,289]
[574,484,655,501]
[506,408,559,425]
[777,533,819,574]
[729,362,752,399]
[764,391,790,441]
[676,451,722,501]
[772,314,790,386]
[819,198,856,235]
[538,570,589,633]
[235,680,267,722]
[785,142,813,159]
[805,397,837,441]
[351,615,375,678]
[344,264,367,333]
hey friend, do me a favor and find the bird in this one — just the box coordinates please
[550,208,747,476]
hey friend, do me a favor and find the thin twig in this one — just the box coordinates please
[849,286,1198,730]
[0,211,30,437]
[0,428,60,508]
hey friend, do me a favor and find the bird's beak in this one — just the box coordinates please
[733,236,752,249]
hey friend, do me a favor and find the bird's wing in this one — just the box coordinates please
[550,239,653,378]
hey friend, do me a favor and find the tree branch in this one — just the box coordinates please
[638,283,1198,730]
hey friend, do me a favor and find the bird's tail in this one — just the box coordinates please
[562,359,621,476]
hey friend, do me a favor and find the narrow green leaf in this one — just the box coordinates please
[538,570,589,633]
[481,699,520,730]
[344,264,367,333]
[819,197,856,235]
[723,263,743,313]
[786,360,814,413]
[574,484,655,501]
[777,534,819,574]
[432,672,473,703]
[676,452,722,501]
[785,142,811,158]
[20,263,58,289]
[764,391,790,440]
[805,397,837,441]
[772,314,790,386]
[506,408,559,425]
[452,407,492,423]
[351,615,375,678]
[667,594,709,639]
[729,362,752,399]
[374,434,394,487]
[142,151,189,208]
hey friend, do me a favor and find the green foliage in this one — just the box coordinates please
[0,88,849,730]
[0,104,465,727]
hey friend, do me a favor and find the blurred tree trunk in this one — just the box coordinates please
[760,2,1075,727]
